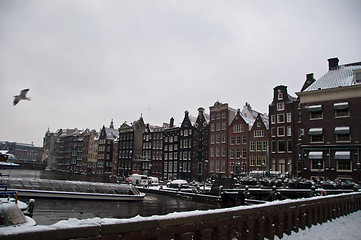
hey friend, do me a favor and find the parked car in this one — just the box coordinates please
[148,177,159,185]
[167,180,189,188]
[126,174,148,185]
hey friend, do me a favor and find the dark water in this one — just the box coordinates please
[1,169,218,225]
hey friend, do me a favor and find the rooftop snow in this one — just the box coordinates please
[304,64,361,92]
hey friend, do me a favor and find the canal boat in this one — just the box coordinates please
[1,178,145,201]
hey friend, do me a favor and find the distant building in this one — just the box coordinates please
[97,120,119,175]
[163,118,180,180]
[179,111,196,181]
[0,141,42,163]
[117,117,145,177]
[248,114,269,173]
[143,124,164,179]
[269,85,300,175]
[228,109,251,176]
[296,57,361,182]
[209,101,237,176]
[192,107,210,182]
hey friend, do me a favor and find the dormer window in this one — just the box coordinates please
[278,90,283,100]
[354,70,361,84]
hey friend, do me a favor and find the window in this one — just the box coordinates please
[334,102,349,118]
[278,91,283,100]
[287,126,292,136]
[210,135,215,144]
[216,123,220,131]
[277,114,285,123]
[250,142,255,151]
[311,160,323,171]
[230,149,234,159]
[230,137,234,145]
[335,127,350,142]
[233,124,243,133]
[222,133,226,143]
[277,102,284,111]
[337,160,351,171]
[250,156,255,166]
[242,148,247,158]
[354,71,361,83]
[242,136,247,144]
[286,113,291,122]
[271,141,276,153]
[236,149,241,159]
[309,128,323,143]
[256,141,262,151]
[222,146,226,157]
[262,141,268,151]
[216,134,220,143]
[277,127,285,137]
[308,105,323,119]
[254,130,264,137]
[335,151,351,171]
[222,122,226,130]
[287,140,292,153]
[271,115,275,124]
[278,140,286,152]
[236,136,241,145]
[222,112,226,118]
[211,123,215,131]
[271,127,276,137]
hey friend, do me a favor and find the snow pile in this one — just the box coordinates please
[276,210,361,240]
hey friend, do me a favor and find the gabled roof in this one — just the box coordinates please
[304,63,361,92]
[103,127,119,140]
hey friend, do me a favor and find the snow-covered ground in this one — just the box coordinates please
[275,210,361,240]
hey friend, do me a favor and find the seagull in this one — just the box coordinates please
[13,88,31,106]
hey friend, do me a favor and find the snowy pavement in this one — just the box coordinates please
[275,210,361,240]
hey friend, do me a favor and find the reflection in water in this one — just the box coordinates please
[2,169,219,225]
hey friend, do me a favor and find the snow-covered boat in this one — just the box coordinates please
[1,178,145,201]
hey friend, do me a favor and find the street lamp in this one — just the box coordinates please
[318,161,322,183]
[357,162,360,184]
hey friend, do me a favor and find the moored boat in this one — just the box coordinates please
[1,178,145,201]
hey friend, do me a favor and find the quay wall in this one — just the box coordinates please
[2,192,361,240]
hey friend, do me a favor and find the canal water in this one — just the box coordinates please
[1,169,219,225]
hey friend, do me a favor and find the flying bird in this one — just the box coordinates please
[13,88,31,106]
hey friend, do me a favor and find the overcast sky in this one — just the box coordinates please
[1,0,360,147]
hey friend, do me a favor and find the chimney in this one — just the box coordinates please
[328,57,339,70]
[170,117,174,128]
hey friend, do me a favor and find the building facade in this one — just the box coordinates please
[269,85,300,175]
[248,114,269,173]
[192,107,210,182]
[228,109,250,176]
[297,57,361,183]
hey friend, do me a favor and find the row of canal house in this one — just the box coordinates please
[42,57,361,183]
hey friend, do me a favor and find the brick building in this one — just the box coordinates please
[163,118,180,180]
[228,109,250,176]
[269,86,300,175]
[209,101,237,176]
[192,107,210,182]
[297,57,361,183]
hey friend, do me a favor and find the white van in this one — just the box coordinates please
[148,177,159,185]
[127,174,148,185]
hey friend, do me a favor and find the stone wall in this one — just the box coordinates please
[2,192,361,240]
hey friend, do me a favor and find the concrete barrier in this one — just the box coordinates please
[2,192,361,240]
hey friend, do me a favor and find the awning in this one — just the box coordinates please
[309,151,323,159]
[307,105,322,112]
[333,102,349,110]
[334,126,350,134]
[335,151,351,160]
[309,128,323,135]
